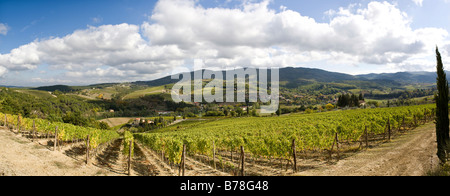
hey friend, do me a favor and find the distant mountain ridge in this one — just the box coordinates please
[357,71,446,84]
[134,67,440,87]
[35,67,442,91]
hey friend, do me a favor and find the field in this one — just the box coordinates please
[134,104,436,175]
[0,112,120,151]
[0,104,438,176]
[99,117,134,128]
[122,86,166,100]
[14,89,57,99]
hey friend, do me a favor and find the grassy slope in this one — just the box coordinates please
[14,89,56,99]
[122,86,165,100]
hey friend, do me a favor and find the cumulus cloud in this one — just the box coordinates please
[0,0,448,85]
[0,23,8,35]
[144,0,446,67]
[0,23,185,79]
[0,42,40,71]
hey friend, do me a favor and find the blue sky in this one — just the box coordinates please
[0,0,156,53]
[4,0,447,53]
[0,0,352,53]
[0,0,450,86]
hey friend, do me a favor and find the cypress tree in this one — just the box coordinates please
[435,47,449,164]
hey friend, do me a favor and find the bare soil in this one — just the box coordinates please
[0,127,119,176]
[0,123,440,176]
[296,123,439,176]
[99,117,134,128]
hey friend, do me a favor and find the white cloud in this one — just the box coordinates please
[0,42,40,71]
[0,66,7,77]
[0,23,185,76]
[0,0,449,86]
[143,0,446,68]
[0,23,8,35]
[92,16,103,24]
[412,0,424,6]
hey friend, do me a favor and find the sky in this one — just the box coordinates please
[0,0,450,87]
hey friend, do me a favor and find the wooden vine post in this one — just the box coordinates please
[213,141,216,170]
[330,132,340,160]
[240,146,245,176]
[364,126,369,148]
[4,114,6,127]
[414,115,417,127]
[335,132,340,160]
[387,118,391,141]
[32,120,36,142]
[86,135,90,164]
[292,139,297,173]
[17,115,21,134]
[128,141,132,176]
[423,110,427,124]
[179,144,186,176]
[402,116,405,131]
[54,126,58,151]
[182,144,186,176]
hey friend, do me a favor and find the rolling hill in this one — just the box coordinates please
[357,71,444,84]
[31,67,441,101]
[133,67,440,88]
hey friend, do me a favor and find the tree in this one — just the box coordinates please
[305,108,314,114]
[337,94,360,108]
[98,121,110,130]
[359,93,364,101]
[223,108,229,117]
[435,47,450,164]
[325,103,334,111]
[246,103,250,116]
[62,111,89,127]
[351,94,359,107]
[235,107,244,117]
[230,110,236,117]
[337,94,349,107]
[251,108,257,117]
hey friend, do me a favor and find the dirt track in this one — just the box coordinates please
[0,127,119,176]
[0,123,440,176]
[298,123,439,176]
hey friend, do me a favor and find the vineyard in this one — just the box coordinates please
[0,104,437,176]
[134,104,436,175]
[0,112,120,155]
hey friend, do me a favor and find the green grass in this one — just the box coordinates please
[122,86,165,100]
[427,164,450,176]
[365,95,434,103]
[14,89,55,99]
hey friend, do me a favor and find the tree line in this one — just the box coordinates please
[336,93,364,108]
